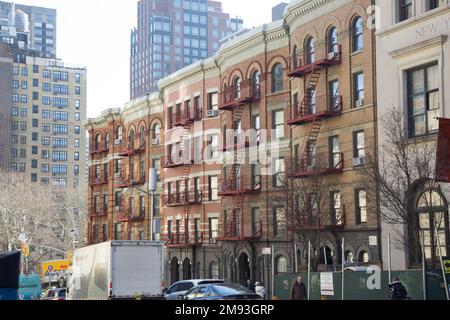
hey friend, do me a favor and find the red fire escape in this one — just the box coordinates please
[288,43,344,178]
[164,103,204,248]
[217,80,262,241]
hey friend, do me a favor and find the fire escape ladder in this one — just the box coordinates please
[179,123,193,247]
[300,118,323,167]
[298,67,321,117]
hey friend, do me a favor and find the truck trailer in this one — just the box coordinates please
[68,241,164,300]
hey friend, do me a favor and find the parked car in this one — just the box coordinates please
[180,283,262,300]
[42,288,66,300]
[163,279,224,300]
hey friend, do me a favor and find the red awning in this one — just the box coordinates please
[436,118,450,182]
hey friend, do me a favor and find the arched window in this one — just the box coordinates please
[251,70,261,98]
[352,17,363,52]
[152,123,161,144]
[272,63,283,93]
[328,27,338,54]
[105,132,109,149]
[345,251,354,263]
[140,126,146,145]
[276,256,287,273]
[417,189,449,260]
[115,126,123,142]
[94,134,100,151]
[305,36,316,64]
[359,250,369,263]
[233,77,241,100]
[292,45,298,69]
[209,261,219,279]
[129,130,135,149]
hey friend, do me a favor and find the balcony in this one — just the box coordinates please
[89,208,108,218]
[172,107,202,127]
[291,153,344,178]
[129,208,145,223]
[219,83,260,111]
[288,208,346,231]
[288,95,343,126]
[89,175,108,186]
[287,44,342,78]
[165,232,204,249]
[161,153,194,169]
[217,212,262,241]
[218,176,261,197]
[164,191,203,207]
[115,173,146,189]
[90,144,109,156]
[118,139,146,157]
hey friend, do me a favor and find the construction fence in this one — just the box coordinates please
[274,270,449,300]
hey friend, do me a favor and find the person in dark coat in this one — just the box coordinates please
[246,279,255,292]
[389,278,409,300]
[291,276,307,300]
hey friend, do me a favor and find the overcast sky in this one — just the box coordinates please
[19,0,285,117]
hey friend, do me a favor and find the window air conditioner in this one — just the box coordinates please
[328,52,336,59]
[209,238,217,244]
[152,139,159,145]
[207,110,218,117]
[114,206,120,211]
[353,157,365,167]
[114,139,122,146]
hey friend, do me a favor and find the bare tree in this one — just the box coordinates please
[272,154,344,272]
[0,170,88,271]
[361,107,448,265]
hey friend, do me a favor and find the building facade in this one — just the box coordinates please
[88,0,383,293]
[0,1,57,58]
[0,44,87,188]
[130,0,243,99]
[376,0,450,270]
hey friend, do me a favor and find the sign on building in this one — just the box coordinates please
[320,272,334,296]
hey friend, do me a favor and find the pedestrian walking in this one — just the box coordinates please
[291,276,307,300]
[389,278,409,300]
[255,282,266,300]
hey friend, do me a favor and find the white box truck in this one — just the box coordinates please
[67,241,164,300]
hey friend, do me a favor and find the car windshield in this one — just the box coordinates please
[210,284,255,296]
[46,290,55,298]
[59,290,66,297]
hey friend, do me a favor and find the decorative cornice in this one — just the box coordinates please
[389,35,448,59]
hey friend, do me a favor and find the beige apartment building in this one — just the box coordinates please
[376,0,450,270]
[0,44,87,188]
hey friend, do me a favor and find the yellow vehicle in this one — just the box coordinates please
[38,260,71,285]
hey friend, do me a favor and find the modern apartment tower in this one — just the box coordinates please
[0,1,57,58]
[130,0,243,99]
[0,43,87,188]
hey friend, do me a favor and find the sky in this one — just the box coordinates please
[19,0,285,118]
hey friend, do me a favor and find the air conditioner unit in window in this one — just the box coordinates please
[328,52,336,59]
[114,206,120,211]
[356,99,364,107]
[152,139,159,145]
[114,139,122,146]
[114,172,121,178]
[353,157,365,167]
[207,110,218,118]
[209,238,217,244]
[154,233,161,241]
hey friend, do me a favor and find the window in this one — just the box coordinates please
[273,206,286,236]
[359,251,370,263]
[353,131,365,160]
[43,69,51,78]
[305,36,316,64]
[32,132,38,141]
[272,63,283,93]
[74,125,80,134]
[273,110,285,139]
[208,176,218,201]
[75,99,80,109]
[331,191,343,226]
[42,109,50,118]
[41,150,50,159]
[251,70,261,97]
[32,146,38,155]
[233,77,241,100]
[407,64,439,137]
[207,92,218,112]
[252,208,260,236]
[53,138,68,148]
[329,79,340,111]
[399,0,413,22]
[427,0,439,11]
[74,138,80,148]
[74,152,80,161]
[114,224,122,240]
[416,189,448,260]
[352,17,363,52]
[41,164,49,173]
[31,160,38,169]
[33,79,39,87]
[328,27,339,54]
[33,65,39,73]
[273,158,285,187]
[276,256,287,273]
[355,189,367,224]
[207,135,218,160]
[75,73,81,83]
[52,151,68,161]
[209,218,219,241]
[329,136,340,168]
[75,86,81,95]
[31,174,37,182]
[52,164,68,175]
[353,72,364,107]
[53,124,68,134]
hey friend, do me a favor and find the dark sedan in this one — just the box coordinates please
[181,283,262,300]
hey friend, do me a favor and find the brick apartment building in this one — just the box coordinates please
[86,0,382,290]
